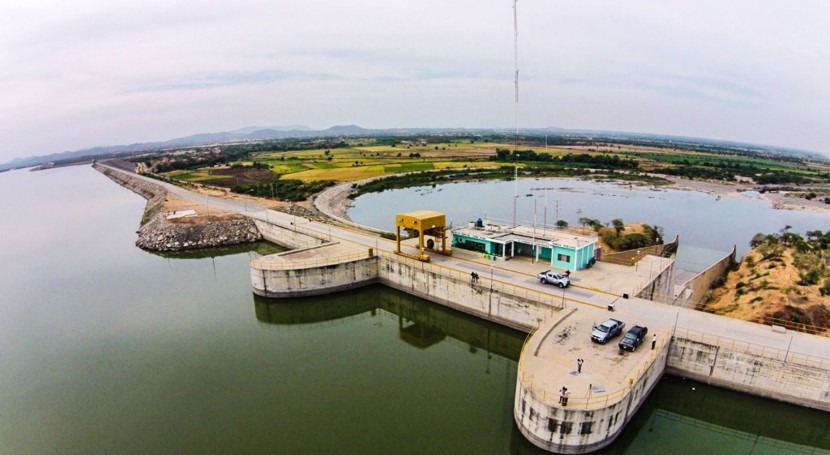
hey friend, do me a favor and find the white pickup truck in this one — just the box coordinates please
[591,318,625,344]
[537,270,570,288]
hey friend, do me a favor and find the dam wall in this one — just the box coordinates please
[667,327,830,411]
[634,257,675,304]
[251,241,568,331]
[672,246,737,309]
[377,252,564,332]
[251,247,378,298]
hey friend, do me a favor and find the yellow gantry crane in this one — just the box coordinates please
[394,210,452,262]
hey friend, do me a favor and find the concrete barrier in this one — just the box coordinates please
[251,254,378,298]
[667,329,830,412]
[253,219,327,249]
[672,246,737,309]
[377,252,563,332]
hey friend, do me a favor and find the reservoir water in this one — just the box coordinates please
[1,166,828,454]
[347,178,830,270]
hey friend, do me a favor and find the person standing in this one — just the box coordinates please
[651,333,657,350]
[559,387,570,406]
[577,358,584,374]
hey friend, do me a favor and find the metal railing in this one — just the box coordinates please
[601,236,679,266]
[762,316,829,337]
[602,243,666,266]
[375,249,573,313]
[253,249,375,271]
[673,326,829,370]
[252,214,331,242]
[517,334,670,409]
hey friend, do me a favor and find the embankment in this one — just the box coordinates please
[94,163,261,251]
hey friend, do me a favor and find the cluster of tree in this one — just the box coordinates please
[491,149,638,169]
[658,162,818,184]
[748,228,830,293]
[803,193,830,204]
[221,138,350,155]
[603,220,663,251]
[575,216,663,251]
[558,153,638,169]
[229,161,270,170]
[141,149,229,173]
[231,179,336,202]
[351,167,516,197]
[753,172,813,185]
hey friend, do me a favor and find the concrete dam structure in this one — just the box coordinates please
[250,216,830,454]
[95,164,829,454]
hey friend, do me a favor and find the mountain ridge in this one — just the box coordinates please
[2,125,826,171]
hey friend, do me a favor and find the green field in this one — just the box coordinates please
[154,136,830,199]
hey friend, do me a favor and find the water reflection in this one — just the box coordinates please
[254,285,526,361]
[641,376,830,452]
[255,285,830,455]
[599,375,830,454]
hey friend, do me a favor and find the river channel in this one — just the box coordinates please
[0,166,827,454]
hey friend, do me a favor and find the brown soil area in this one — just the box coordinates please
[664,176,830,215]
[704,248,830,335]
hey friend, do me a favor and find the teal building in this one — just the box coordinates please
[451,220,598,271]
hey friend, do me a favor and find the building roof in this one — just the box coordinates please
[396,210,446,230]
[453,221,597,250]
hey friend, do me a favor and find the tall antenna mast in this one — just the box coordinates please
[513,0,519,139]
[512,0,520,228]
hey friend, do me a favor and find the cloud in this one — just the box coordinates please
[0,0,828,161]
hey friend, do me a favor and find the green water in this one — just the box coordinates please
[0,166,827,454]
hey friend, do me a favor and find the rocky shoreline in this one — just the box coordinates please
[94,163,261,251]
[135,215,261,251]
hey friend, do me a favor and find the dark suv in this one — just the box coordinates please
[618,325,648,352]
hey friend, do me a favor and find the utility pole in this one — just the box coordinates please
[513,165,518,227]
[531,187,559,229]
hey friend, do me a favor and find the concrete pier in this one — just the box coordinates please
[250,243,378,298]
[514,310,670,453]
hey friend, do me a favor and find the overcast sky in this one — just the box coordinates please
[1,1,828,162]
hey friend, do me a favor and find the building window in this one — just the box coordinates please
[548,418,559,432]
[458,239,485,253]
[560,421,572,435]
[580,421,594,435]
[557,253,571,263]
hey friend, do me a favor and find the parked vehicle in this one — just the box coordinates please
[537,270,570,288]
[591,318,625,344]
[618,325,648,351]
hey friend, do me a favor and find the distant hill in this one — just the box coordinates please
[0,125,315,170]
[2,125,826,171]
